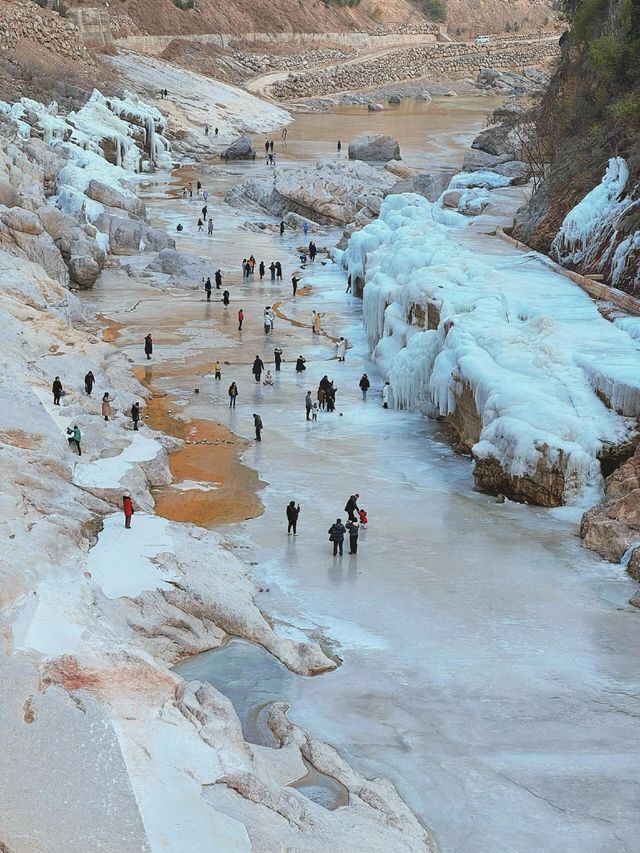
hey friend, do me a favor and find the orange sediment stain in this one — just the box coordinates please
[135,366,265,527]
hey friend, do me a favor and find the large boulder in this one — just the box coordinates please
[386,171,454,203]
[471,124,517,158]
[85,180,145,217]
[1,208,43,235]
[221,136,255,161]
[348,133,401,163]
[493,160,532,185]
[462,149,512,172]
[94,214,143,255]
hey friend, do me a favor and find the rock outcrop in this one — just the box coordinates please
[348,133,401,162]
[581,445,640,563]
[227,157,397,227]
[221,136,255,160]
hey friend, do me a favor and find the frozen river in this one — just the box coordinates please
[82,99,640,853]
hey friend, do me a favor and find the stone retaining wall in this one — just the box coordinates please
[115,30,439,56]
[270,37,561,99]
[0,0,92,62]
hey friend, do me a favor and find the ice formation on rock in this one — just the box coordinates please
[552,157,640,291]
[343,192,640,506]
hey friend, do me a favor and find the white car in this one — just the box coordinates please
[475,35,491,44]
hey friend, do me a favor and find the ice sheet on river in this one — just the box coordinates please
[342,192,640,506]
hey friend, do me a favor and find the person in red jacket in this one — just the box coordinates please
[238,308,244,331]
[123,490,134,529]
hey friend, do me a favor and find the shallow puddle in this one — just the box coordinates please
[175,638,348,809]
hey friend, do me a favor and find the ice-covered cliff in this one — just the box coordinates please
[343,192,640,507]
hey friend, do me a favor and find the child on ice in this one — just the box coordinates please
[358,508,368,527]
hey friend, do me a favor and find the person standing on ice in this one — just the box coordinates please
[197,180,202,195]
[204,277,212,301]
[312,311,323,335]
[122,490,134,529]
[253,412,263,441]
[345,493,360,521]
[269,261,276,281]
[67,425,81,455]
[197,218,204,232]
[295,355,306,373]
[131,402,140,430]
[280,220,285,236]
[305,391,313,420]
[382,381,391,409]
[263,307,271,334]
[252,355,265,382]
[144,333,153,360]
[292,273,300,296]
[215,127,219,137]
[84,370,95,395]
[303,221,308,236]
[238,308,244,331]
[286,501,300,535]
[359,373,370,400]
[207,219,213,236]
[52,376,63,406]
[275,261,283,281]
[274,347,283,371]
[328,518,346,556]
[201,204,208,220]
[204,124,209,136]
[215,269,222,289]
[259,261,265,280]
[101,392,112,422]
[346,517,360,554]
[214,361,222,381]
[268,306,276,332]
[223,290,230,307]
[228,382,238,408]
[336,337,347,361]
[337,140,342,153]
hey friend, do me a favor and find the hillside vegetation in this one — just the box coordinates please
[513,0,640,290]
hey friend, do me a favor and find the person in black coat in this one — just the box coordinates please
[275,261,282,280]
[346,518,360,554]
[252,355,265,382]
[144,333,153,360]
[359,373,370,400]
[259,261,265,280]
[274,347,283,371]
[286,501,300,534]
[253,413,263,441]
[295,355,306,373]
[131,402,140,431]
[344,493,360,521]
[84,371,95,395]
[215,269,222,289]
[204,277,212,300]
[328,519,346,556]
[52,376,63,405]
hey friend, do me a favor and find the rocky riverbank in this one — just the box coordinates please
[0,75,435,851]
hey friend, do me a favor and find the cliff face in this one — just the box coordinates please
[513,0,640,293]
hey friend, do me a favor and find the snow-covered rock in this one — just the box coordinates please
[552,157,640,292]
[227,157,397,227]
[343,192,640,507]
[348,132,401,162]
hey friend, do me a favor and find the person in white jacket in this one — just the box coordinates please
[382,381,391,409]
[336,337,347,361]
